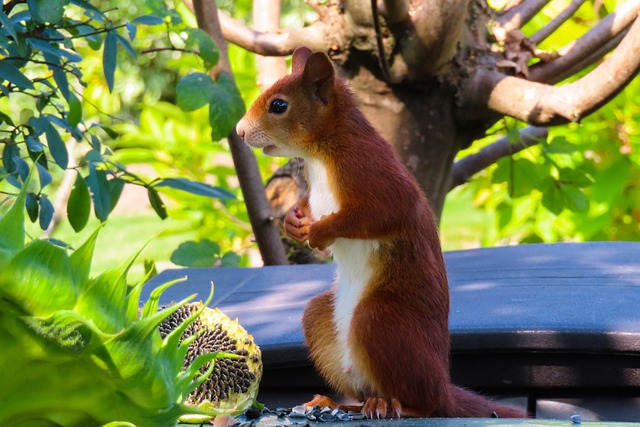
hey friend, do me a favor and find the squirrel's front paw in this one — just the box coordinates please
[284,206,310,243]
[308,224,333,250]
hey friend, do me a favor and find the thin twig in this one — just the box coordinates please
[529,0,587,45]
[371,0,392,83]
[529,2,640,82]
[496,0,552,32]
[450,127,548,189]
[141,47,199,55]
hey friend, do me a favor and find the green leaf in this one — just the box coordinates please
[558,167,594,188]
[147,187,167,219]
[27,0,67,23]
[26,192,39,223]
[125,22,137,41]
[0,60,35,90]
[45,124,68,169]
[36,162,52,189]
[69,225,101,290]
[170,239,220,267]
[29,38,82,63]
[544,136,575,154]
[67,173,91,232]
[43,51,70,100]
[0,173,28,268]
[209,74,245,141]
[26,135,44,153]
[0,10,17,40]
[176,73,215,112]
[492,157,542,198]
[154,177,235,201]
[38,194,54,229]
[86,164,111,222]
[115,33,137,59]
[186,29,219,70]
[103,31,118,93]
[70,0,104,23]
[67,92,82,127]
[541,178,564,215]
[0,240,76,316]
[132,15,165,26]
[108,177,125,213]
[561,184,588,213]
[220,251,241,267]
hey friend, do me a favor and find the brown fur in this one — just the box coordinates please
[236,47,526,419]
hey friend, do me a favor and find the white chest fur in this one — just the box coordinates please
[305,159,379,386]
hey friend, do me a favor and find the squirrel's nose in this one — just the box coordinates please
[236,119,246,139]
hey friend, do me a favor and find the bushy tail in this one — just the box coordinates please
[440,385,527,418]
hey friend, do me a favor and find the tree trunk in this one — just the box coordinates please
[342,53,473,218]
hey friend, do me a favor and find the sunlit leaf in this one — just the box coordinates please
[68,173,91,232]
[170,240,220,267]
[186,29,219,70]
[176,73,215,112]
[209,74,245,141]
[67,92,82,127]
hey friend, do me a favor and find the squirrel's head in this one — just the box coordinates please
[236,47,337,158]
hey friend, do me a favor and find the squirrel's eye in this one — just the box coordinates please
[269,99,288,114]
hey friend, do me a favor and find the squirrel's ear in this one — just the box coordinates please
[292,47,313,74]
[303,51,335,104]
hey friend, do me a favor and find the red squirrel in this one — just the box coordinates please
[236,47,526,419]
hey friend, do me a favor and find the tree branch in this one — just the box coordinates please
[495,0,552,33]
[217,9,336,56]
[545,28,628,84]
[253,0,287,90]
[529,1,640,83]
[191,0,288,265]
[529,0,587,45]
[450,126,548,189]
[462,15,640,126]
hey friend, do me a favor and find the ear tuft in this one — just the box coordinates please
[302,51,335,104]
[292,47,313,74]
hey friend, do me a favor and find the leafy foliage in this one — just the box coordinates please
[0,181,228,426]
[0,0,241,239]
[455,76,639,245]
